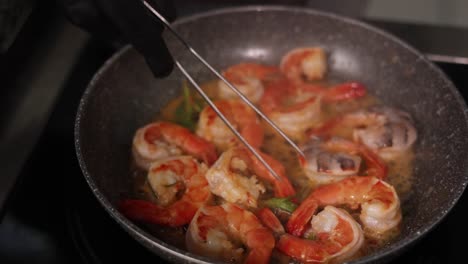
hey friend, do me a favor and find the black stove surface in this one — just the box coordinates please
[2,8,468,264]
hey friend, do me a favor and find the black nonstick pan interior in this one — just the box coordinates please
[75,6,468,263]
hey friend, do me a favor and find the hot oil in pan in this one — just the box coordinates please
[130,79,415,262]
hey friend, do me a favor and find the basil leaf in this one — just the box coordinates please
[264,197,298,213]
[174,103,196,130]
[173,81,206,131]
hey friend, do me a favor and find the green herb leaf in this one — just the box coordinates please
[174,103,195,130]
[173,80,206,131]
[264,197,298,213]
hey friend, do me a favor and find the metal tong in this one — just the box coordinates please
[142,0,305,181]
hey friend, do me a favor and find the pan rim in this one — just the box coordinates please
[75,5,468,264]
[74,45,217,264]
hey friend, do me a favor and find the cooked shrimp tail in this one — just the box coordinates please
[321,81,367,103]
[247,149,296,197]
[119,156,212,227]
[355,142,388,179]
[119,199,199,227]
[257,208,285,235]
[286,197,319,237]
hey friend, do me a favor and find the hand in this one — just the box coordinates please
[61,0,175,77]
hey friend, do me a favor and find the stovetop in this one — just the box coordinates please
[1,4,468,264]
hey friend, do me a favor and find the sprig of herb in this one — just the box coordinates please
[263,197,298,213]
[173,80,206,131]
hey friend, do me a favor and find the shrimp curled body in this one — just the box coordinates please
[259,79,322,139]
[278,206,364,263]
[259,80,366,139]
[310,176,402,235]
[133,121,217,170]
[300,136,387,185]
[205,147,295,208]
[311,106,417,160]
[186,203,275,264]
[119,156,212,227]
[197,100,264,151]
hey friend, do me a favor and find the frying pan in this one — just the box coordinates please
[75,6,468,263]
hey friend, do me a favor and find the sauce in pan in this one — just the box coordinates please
[123,47,417,263]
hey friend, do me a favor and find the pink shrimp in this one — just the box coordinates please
[196,100,264,151]
[309,106,417,160]
[258,207,364,263]
[278,206,364,263]
[259,78,322,139]
[298,81,367,103]
[257,207,286,235]
[246,148,296,198]
[205,147,295,208]
[299,136,387,185]
[119,156,212,227]
[259,79,366,139]
[186,203,275,264]
[218,63,280,103]
[293,176,401,235]
[132,121,218,170]
[280,47,327,83]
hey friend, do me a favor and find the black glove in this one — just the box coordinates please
[61,0,175,77]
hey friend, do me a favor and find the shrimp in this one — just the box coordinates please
[310,106,417,160]
[186,203,275,264]
[119,156,212,227]
[218,63,280,103]
[196,100,264,151]
[257,208,286,235]
[259,78,322,139]
[280,47,327,83]
[297,176,402,235]
[259,79,366,139]
[245,148,296,198]
[205,147,295,208]
[300,136,387,185]
[132,121,218,170]
[206,148,265,208]
[298,81,367,104]
[278,206,364,263]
